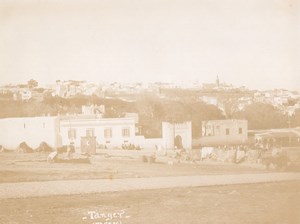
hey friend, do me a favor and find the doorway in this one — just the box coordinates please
[174,135,183,149]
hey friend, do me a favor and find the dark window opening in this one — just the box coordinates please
[122,128,130,137]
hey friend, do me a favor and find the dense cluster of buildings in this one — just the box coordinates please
[1,79,299,116]
[1,78,300,153]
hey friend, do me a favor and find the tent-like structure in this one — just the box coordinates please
[254,128,300,147]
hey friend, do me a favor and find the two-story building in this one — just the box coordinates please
[59,115,137,149]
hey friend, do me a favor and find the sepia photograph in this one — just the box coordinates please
[0,0,299,223]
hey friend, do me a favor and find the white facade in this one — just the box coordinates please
[0,115,197,151]
[0,115,151,150]
[200,119,248,146]
[59,116,137,149]
[53,82,67,97]
[12,89,32,101]
[0,116,59,149]
[200,96,218,106]
[21,90,32,101]
[162,122,192,149]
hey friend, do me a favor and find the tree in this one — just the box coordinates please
[27,79,38,88]
[189,101,225,138]
[233,103,288,129]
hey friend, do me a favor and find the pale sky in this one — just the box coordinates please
[0,0,299,90]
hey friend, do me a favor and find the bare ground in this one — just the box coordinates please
[0,152,268,183]
[1,152,299,224]
[0,181,299,224]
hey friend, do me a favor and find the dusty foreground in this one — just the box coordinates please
[0,181,299,224]
[1,173,300,199]
[0,152,268,183]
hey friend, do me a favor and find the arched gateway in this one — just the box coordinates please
[162,122,192,150]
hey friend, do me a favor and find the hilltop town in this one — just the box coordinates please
[0,77,300,131]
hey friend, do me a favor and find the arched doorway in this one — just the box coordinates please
[174,135,183,149]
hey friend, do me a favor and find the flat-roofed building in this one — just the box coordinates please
[0,116,60,149]
[59,115,137,149]
[0,115,138,150]
[199,119,248,146]
[254,128,300,147]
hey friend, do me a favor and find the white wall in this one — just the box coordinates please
[162,122,192,149]
[0,116,170,151]
[137,137,163,149]
[200,120,248,146]
[0,116,58,149]
[59,117,137,148]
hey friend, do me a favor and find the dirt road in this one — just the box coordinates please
[0,172,299,199]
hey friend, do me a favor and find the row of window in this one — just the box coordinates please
[204,127,243,136]
[225,128,243,135]
[68,127,131,139]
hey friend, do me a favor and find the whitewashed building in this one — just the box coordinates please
[59,115,137,149]
[199,96,218,106]
[0,116,60,149]
[199,119,248,146]
[0,115,141,150]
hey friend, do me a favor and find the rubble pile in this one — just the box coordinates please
[35,142,53,152]
[17,142,33,153]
